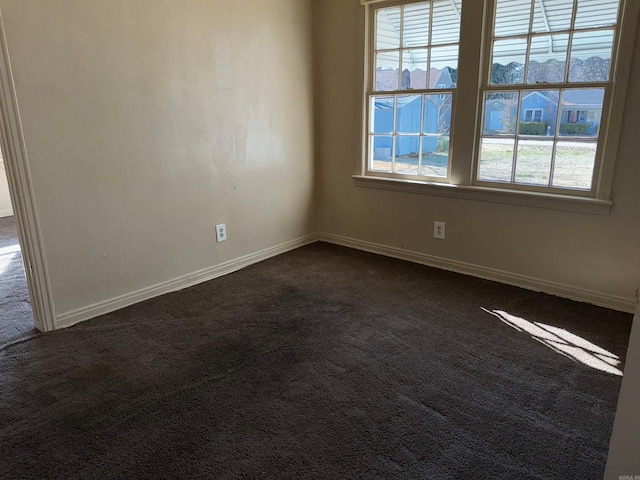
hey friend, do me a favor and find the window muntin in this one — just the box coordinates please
[477,0,619,191]
[368,0,461,180]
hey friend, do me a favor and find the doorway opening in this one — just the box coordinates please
[0,10,55,337]
[0,152,37,345]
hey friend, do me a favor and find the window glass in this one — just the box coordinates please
[365,0,630,200]
[478,138,516,182]
[369,1,460,180]
[403,3,430,47]
[376,7,401,50]
[568,30,614,83]
[574,0,619,30]
[491,38,527,85]
[526,34,569,84]
[494,0,531,37]
[478,0,619,191]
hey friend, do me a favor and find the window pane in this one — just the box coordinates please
[370,96,395,134]
[431,0,461,45]
[515,140,553,185]
[376,7,401,50]
[370,136,393,172]
[519,90,559,136]
[574,0,619,30]
[532,0,573,33]
[478,138,515,182]
[527,34,569,84]
[491,38,527,85]
[495,0,532,37]
[395,136,420,175]
[559,89,603,138]
[401,50,428,90]
[396,95,422,133]
[375,52,400,91]
[403,2,430,48]
[421,136,449,177]
[424,94,452,134]
[483,92,519,135]
[429,46,458,88]
[552,141,596,189]
[568,30,614,82]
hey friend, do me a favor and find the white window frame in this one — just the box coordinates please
[364,0,459,182]
[356,0,640,215]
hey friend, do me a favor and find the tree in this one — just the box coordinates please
[499,95,518,134]
[491,62,525,85]
[570,57,611,82]
[527,59,565,84]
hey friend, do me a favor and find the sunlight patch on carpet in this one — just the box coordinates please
[0,244,20,275]
[483,308,623,376]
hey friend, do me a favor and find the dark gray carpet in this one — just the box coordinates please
[0,215,37,347]
[0,242,632,479]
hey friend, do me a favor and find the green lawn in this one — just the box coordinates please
[371,142,596,190]
[478,142,596,189]
[372,152,448,178]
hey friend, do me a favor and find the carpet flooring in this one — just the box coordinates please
[0,242,633,479]
[0,216,37,347]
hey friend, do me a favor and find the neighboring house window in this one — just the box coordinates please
[568,111,579,123]
[362,0,638,205]
[368,1,460,179]
[523,108,543,122]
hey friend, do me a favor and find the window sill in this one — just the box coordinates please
[352,175,612,215]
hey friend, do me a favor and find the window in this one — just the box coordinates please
[361,0,638,208]
[368,1,461,179]
[523,108,543,122]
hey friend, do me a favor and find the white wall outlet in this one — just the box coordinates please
[215,223,227,243]
[434,221,445,240]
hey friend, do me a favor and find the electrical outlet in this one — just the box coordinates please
[434,221,445,240]
[215,223,227,243]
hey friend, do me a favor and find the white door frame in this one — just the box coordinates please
[0,10,56,332]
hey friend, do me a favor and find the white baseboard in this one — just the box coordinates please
[55,230,636,329]
[56,233,321,329]
[0,208,13,218]
[318,232,637,313]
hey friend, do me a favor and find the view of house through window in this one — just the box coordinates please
[478,0,619,190]
[369,1,461,179]
[365,0,629,199]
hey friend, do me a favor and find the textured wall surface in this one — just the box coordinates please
[0,0,316,315]
[605,304,640,478]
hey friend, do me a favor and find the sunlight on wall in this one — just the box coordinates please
[0,244,20,275]
[483,308,623,376]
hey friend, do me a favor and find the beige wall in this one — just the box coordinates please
[605,304,640,478]
[315,0,640,303]
[0,0,316,316]
[0,161,12,217]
